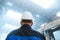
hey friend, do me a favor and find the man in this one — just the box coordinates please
[6,12,45,40]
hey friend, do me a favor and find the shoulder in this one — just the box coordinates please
[5,29,19,40]
[31,30,42,35]
[7,29,19,36]
[31,30,45,40]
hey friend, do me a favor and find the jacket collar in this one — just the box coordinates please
[20,24,32,30]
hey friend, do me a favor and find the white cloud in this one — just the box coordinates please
[6,2,13,6]
[5,10,22,21]
[4,23,19,30]
[56,11,60,17]
[31,0,55,9]
[0,33,7,40]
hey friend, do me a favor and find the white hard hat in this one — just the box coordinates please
[21,12,33,20]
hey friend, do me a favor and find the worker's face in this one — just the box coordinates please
[20,21,33,26]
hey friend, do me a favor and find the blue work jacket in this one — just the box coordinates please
[6,24,45,40]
